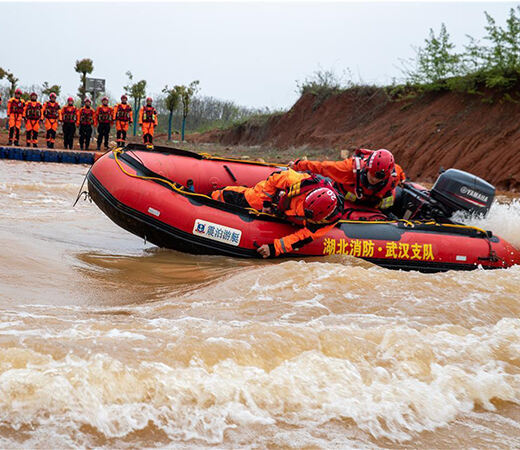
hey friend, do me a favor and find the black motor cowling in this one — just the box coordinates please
[430,169,495,217]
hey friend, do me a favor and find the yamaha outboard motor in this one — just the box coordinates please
[430,169,495,217]
[391,169,495,222]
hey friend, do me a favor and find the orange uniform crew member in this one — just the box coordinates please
[77,98,96,150]
[60,97,78,150]
[291,149,405,211]
[113,94,133,147]
[96,97,113,150]
[23,92,43,148]
[7,89,25,146]
[139,97,158,146]
[42,92,60,148]
[212,169,343,258]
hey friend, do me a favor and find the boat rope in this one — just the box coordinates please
[199,152,287,168]
[73,166,92,207]
[111,148,492,236]
[113,148,271,217]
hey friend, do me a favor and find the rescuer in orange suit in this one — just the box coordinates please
[96,97,113,150]
[77,98,96,150]
[42,92,60,148]
[60,97,78,149]
[290,149,406,211]
[23,92,43,147]
[212,169,343,258]
[139,97,158,146]
[113,94,133,147]
[7,89,25,146]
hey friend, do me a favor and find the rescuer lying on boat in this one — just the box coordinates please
[290,149,405,211]
[212,169,343,258]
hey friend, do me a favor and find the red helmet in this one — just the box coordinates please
[84,98,92,104]
[366,149,395,181]
[67,97,74,103]
[15,88,22,95]
[102,97,109,103]
[49,92,57,99]
[304,188,338,222]
[30,92,37,98]
[146,97,153,103]
[121,94,128,101]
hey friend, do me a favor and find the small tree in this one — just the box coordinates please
[406,23,461,87]
[42,81,61,98]
[162,85,181,141]
[174,80,200,141]
[296,69,347,95]
[0,67,6,80]
[75,58,94,102]
[124,71,147,136]
[6,72,18,97]
[463,7,520,89]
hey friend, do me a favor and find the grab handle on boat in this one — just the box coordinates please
[223,165,237,182]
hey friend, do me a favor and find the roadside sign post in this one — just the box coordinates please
[86,78,105,138]
[86,78,105,108]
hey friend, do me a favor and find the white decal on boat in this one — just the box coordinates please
[148,207,161,217]
[193,219,242,246]
[456,255,467,261]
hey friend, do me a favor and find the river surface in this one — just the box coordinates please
[1,159,520,448]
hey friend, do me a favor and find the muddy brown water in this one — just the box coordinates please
[1,159,520,448]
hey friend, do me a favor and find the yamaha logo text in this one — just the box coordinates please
[460,186,489,202]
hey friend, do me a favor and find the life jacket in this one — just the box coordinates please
[97,106,112,123]
[62,106,77,123]
[25,101,42,120]
[276,175,343,225]
[115,104,132,121]
[79,107,95,125]
[43,101,60,119]
[141,106,156,123]
[9,98,25,115]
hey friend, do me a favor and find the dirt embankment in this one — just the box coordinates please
[191,88,520,190]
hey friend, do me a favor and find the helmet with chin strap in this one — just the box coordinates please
[366,149,395,182]
[304,188,339,222]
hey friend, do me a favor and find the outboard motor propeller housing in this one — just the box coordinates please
[430,169,495,217]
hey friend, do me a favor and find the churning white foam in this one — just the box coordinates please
[455,199,520,248]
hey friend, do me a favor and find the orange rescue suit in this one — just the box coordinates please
[113,103,133,131]
[96,105,113,124]
[60,105,78,123]
[294,153,405,209]
[212,169,339,256]
[24,101,43,133]
[7,97,25,128]
[77,106,97,126]
[139,105,158,140]
[42,101,61,131]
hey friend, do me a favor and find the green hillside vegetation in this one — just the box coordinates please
[297,6,520,105]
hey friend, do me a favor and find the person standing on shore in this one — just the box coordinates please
[96,97,113,150]
[77,98,96,150]
[42,92,60,148]
[113,94,133,148]
[7,89,25,146]
[23,92,43,148]
[139,97,158,147]
[60,97,78,149]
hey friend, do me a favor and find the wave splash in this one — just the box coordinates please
[0,316,519,447]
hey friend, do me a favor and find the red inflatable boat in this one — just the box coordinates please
[86,144,520,272]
